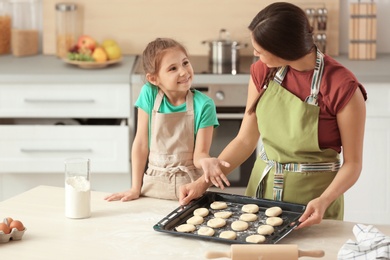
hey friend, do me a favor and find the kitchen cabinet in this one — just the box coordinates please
[0,55,136,201]
[343,83,390,225]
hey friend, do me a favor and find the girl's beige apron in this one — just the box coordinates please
[246,50,343,219]
[141,90,202,200]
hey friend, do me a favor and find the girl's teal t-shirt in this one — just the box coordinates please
[135,82,219,145]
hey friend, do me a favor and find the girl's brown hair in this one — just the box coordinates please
[142,38,188,76]
[248,2,315,114]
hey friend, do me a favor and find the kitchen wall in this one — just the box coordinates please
[42,0,341,56]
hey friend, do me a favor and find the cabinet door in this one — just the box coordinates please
[0,125,129,173]
[0,84,130,118]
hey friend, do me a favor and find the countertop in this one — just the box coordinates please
[1,185,389,260]
[1,54,390,85]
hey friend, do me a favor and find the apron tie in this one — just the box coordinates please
[147,164,198,182]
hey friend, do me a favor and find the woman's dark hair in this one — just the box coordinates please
[249,2,315,60]
[248,2,315,114]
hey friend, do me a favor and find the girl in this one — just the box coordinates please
[105,38,227,201]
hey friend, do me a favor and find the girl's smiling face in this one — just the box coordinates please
[148,47,194,100]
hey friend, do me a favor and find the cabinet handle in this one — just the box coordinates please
[24,98,95,103]
[21,148,93,153]
[217,113,244,119]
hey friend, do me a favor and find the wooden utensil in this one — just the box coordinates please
[205,244,325,260]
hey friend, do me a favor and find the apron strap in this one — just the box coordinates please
[305,48,324,106]
[153,89,194,112]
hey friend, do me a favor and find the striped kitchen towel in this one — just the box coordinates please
[337,224,390,259]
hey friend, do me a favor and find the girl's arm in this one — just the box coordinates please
[298,88,366,228]
[104,108,149,201]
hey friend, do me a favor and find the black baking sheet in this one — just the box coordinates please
[153,191,306,244]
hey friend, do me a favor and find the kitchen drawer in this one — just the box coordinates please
[0,83,130,118]
[0,125,129,173]
[364,83,390,117]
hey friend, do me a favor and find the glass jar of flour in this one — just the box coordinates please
[10,0,40,57]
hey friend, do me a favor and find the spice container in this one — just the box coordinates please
[55,3,79,59]
[10,0,40,57]
[0,0,11,54]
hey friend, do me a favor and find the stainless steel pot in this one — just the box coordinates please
[202,29,247,75]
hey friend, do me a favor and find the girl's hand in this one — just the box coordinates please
[296,197,327,229]
[199,158,231,189]
[104,189,141,202]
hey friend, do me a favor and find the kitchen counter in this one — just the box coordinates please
[1,185,389,260]
[1,54,390,85]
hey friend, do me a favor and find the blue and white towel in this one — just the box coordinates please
[338,224,390,259]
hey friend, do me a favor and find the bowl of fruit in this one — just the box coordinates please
[63,35,123,69]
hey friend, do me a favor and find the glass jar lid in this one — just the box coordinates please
[56,3,77,12]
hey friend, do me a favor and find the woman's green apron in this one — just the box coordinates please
[246,49,343,220]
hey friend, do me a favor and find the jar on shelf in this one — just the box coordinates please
[55,3,79,59]
[0,0,12,55]
[10,0,40,57]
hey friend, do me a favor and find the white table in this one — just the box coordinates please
[1,185,389,260]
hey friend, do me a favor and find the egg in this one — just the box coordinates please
[9,220,24,231]
[4,217,13,226]
[0,222,11,234]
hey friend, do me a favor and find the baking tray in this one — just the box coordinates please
[153,191,306,244]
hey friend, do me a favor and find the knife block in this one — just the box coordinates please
[349,2,377,60]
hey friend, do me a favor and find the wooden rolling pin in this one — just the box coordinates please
[205,244,325,260]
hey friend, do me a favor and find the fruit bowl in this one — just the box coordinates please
[62,57,122,69]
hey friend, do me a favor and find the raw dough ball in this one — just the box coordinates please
[239,213,258,222]
[231,220,249,231]
[207,217,226,228]
[186,215,204,225]
[219,230,237,240]
[214,211,233,219]
[175,223,196,233]
[197,226,215,236]
[246,234,266,243]
[193,208,209,217]
[242,204,259,213]
[266,217,283,226]
[257,224,275,235]
[265,206,282,217]
[210,201,228,210]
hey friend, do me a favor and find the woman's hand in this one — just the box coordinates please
[104,189,141,202]
[199,157,231,189]
[296,197,327,229]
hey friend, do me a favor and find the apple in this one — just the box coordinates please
[77,35,96,54]
[102,39,122,60]
[92,47,108,62]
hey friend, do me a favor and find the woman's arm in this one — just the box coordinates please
[104,108,149,201]
[298,88,366,228]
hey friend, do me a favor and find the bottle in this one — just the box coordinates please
[10,0,40,57]
[55,3,79,59]
[0,0,11,55]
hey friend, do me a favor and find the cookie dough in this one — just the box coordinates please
[257,224,275,235]
[239,213,258,222]
[197,226,215,236]
[266,217,283,227]
[175,223,196,233]
[231,220,249,231]
[219,230,237,240]
[193,208,209,217]
[242,204,259,213]
[214,211,233,219]
[246,234,266,243]
[186,215,204,225]
[265,206,283,217]
[210,201,228,210]
[207,217,226,228]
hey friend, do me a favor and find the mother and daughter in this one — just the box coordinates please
[105,2,367,229]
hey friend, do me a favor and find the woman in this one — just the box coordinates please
[179,2,367,229]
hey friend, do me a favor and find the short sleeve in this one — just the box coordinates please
[134,82,158,116]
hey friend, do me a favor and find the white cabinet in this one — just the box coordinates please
[0,83,131,201]
[344,83,390,225]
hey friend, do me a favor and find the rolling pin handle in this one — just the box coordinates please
[205,251,231,259]
[298,249,325,258]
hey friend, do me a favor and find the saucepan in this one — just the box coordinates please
[202,29,248,75]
